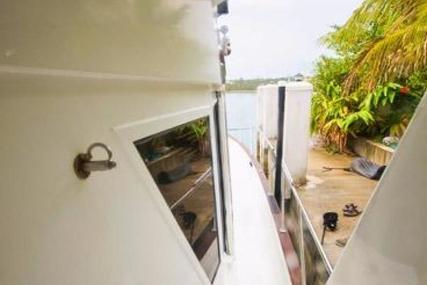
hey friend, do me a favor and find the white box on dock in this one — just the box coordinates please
[257,84,279,140]
[282,81,313,184]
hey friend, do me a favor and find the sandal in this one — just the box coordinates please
[343,203,362,217]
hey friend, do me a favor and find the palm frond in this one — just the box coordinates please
[337,0,427,92]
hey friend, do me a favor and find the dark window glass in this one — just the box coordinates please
[134,117,220,280]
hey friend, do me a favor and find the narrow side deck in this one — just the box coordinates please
[214,139,292,285]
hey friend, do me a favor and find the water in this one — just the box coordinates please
[225,91,257,153]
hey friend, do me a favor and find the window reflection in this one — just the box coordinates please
[134,117,219,280]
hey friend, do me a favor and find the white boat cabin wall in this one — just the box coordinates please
[2,0,427,284]
[0,1,233,285]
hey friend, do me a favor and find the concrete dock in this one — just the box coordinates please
[298,148,378,266]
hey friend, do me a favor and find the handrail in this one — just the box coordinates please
[278,155,334,272]
[228,127,254,131]
[286,175,333,274]
[257,129,333,276]
[170,167,212,211]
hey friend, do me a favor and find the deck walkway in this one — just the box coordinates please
[298,148,378,266]
[214,139,292,285]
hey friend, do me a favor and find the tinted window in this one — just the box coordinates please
[134,117,220,280]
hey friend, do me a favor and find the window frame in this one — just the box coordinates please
[113,105,226,282]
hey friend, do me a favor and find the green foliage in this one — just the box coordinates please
[311,79,375,151]
[189,119,208,139]
[335,0,427,91]
[312,72,424,151]
[360,83,422,137]
[311,0,427,152]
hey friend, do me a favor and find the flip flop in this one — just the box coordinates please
[343,203,362,217]
[343,203,358,211]
[343,210,362,217]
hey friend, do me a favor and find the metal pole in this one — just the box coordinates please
[274,86,286,206]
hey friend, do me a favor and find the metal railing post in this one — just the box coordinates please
[274,86,286,205]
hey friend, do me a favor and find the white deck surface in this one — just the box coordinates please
[214,139,292,285]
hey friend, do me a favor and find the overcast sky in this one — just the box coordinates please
[218,0,362,79]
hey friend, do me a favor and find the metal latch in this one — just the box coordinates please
[74,142,117,179]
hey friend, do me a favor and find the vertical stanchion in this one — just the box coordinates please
[274,86,286,206]
[280,173,287,232]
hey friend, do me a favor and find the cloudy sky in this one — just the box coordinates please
[218,0,362,79]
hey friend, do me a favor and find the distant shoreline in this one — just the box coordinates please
[225,75,303,92]
[226,89,256,93]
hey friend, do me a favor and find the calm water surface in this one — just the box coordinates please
[225,91,256,153]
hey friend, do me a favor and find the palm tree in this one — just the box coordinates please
[338,0,427,92]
